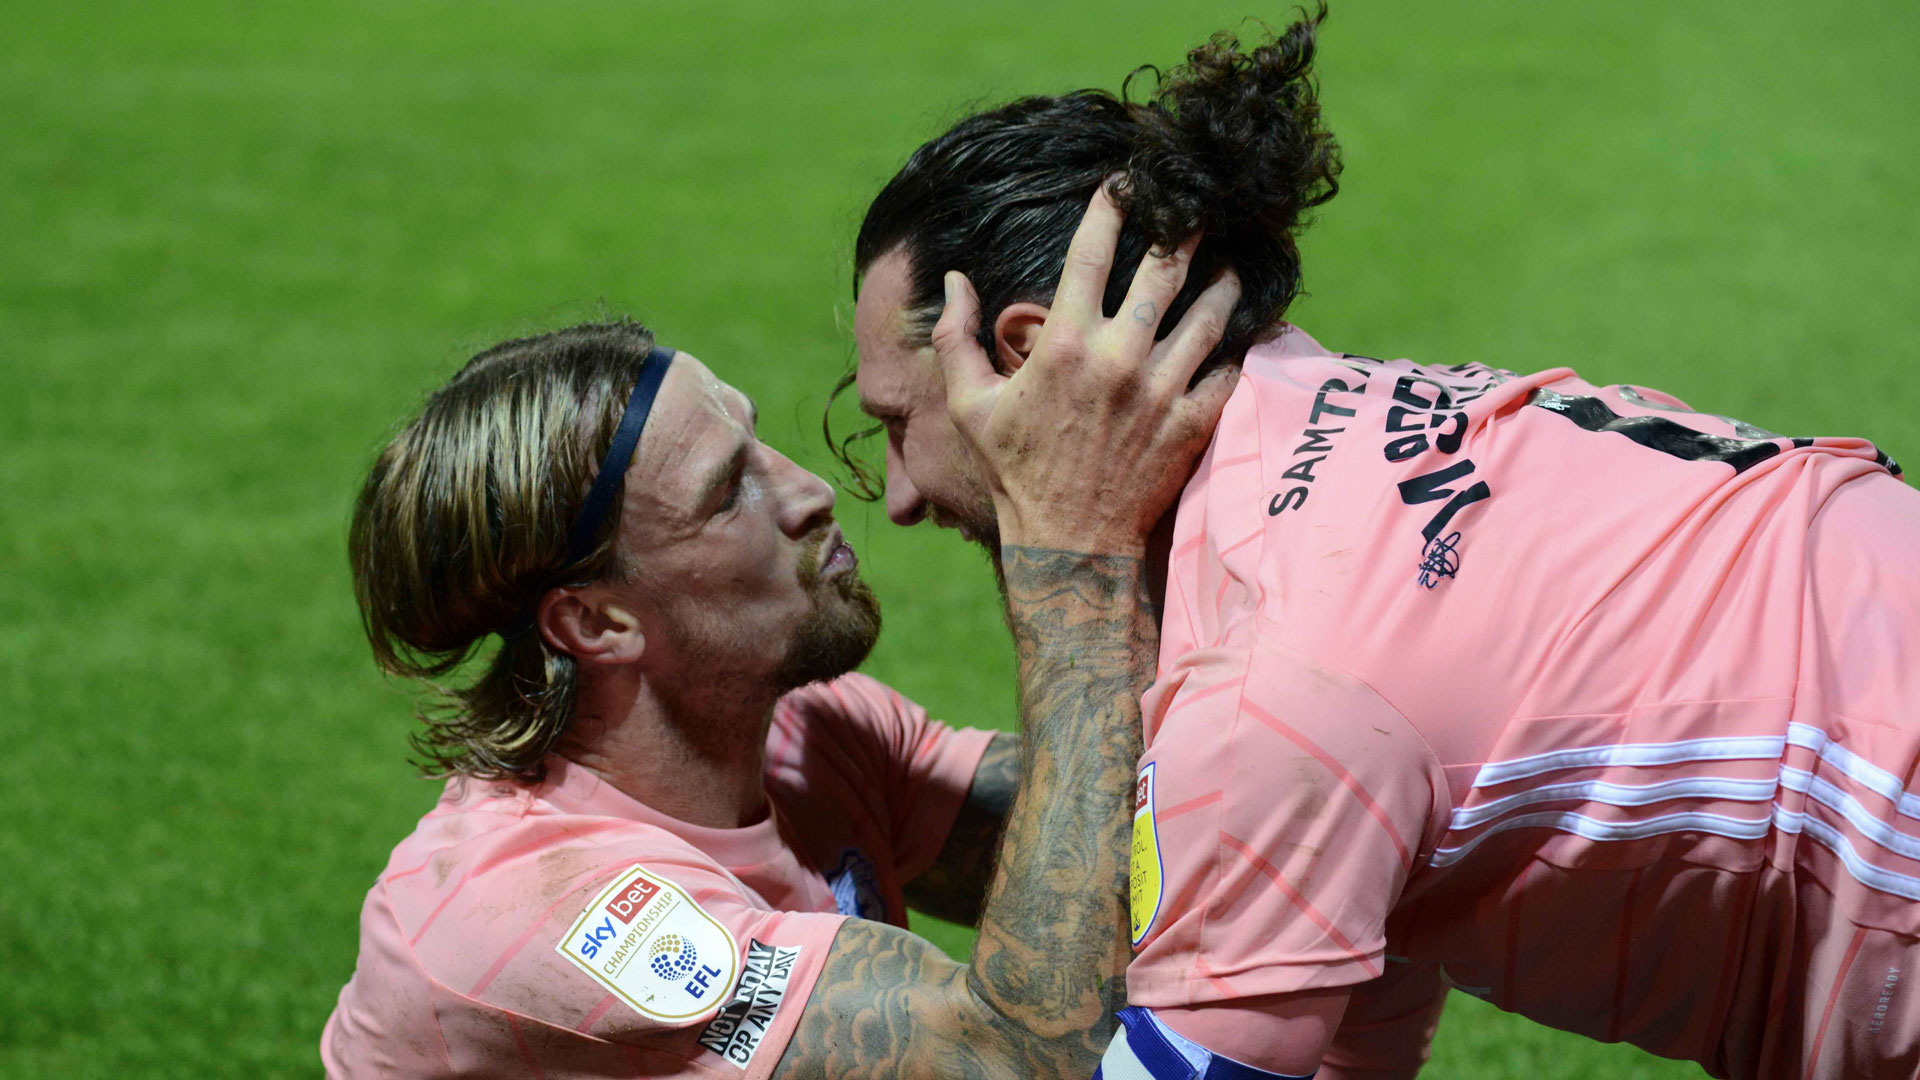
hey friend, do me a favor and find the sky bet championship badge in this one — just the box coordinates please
[1129,761,1164,946]
[556,865,739,1022]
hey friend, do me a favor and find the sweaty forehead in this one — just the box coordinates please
[623,354,747,524]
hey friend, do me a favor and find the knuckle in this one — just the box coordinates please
[1137,273,1177,304]
[1046,324,1085,354]
[1065,244,1112,274]
[1187,311,1228,343]
[1099,362,1144,397]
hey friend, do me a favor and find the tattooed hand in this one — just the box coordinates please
[932,183,1241,555]
[771,191,1236,1079]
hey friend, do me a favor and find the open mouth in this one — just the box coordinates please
[818,527,858,579]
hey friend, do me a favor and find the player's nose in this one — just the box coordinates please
[883,441,927,527]
[769,447,835,537]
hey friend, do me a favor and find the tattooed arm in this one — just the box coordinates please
[773,187,1240,1078]
[774,551,1157,1077]
[903,731,1019,926]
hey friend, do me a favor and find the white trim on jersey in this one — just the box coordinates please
[1447,775,1778,830]
[1781,766,1920,862]
[1431,808,1773,866]
[1436,723,1920,900]
[1787,723,1920,823]
[1774,805,1920,902]
[1466,734,1787,787]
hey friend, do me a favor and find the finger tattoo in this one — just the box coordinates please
[1131,301,1157,326]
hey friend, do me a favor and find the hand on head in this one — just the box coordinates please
[932,184,1241,556]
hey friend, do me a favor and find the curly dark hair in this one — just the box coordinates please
[830,6,1342,497]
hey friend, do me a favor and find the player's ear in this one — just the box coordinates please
[992,301,1049,375]
[539,587,646,665]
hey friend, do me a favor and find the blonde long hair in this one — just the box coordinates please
[348,321,654,780]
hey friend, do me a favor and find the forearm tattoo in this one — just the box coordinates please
[904,731,1019,926]
[972,548,1155,1033]
[773,547,1157,1079]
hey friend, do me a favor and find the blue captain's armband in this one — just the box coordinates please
[1093,1007,1316,1080]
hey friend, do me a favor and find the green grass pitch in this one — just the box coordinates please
[4,1,1915,1076]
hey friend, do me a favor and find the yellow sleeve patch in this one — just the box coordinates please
[1129,761,1164,947]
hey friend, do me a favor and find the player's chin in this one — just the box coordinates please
[931,508,999,551]
[773,589,882,690]
[826,573,880,630]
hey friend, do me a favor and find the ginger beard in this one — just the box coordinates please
[770,528,882,691]
[649,523,881,701]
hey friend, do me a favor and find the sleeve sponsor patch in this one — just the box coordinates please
[555,865,739,1023]
[1129,761,1164,947]
[696,939,801,1068]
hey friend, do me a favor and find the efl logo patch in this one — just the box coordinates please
[1128,761,1164,947]
[556,866,739,1022]
[697,939,802,1068]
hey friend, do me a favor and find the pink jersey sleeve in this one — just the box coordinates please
[1128,636,1449,1008]
[324,827,844,1079]
[775,674,996,883]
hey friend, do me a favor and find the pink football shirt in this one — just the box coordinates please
[322,673,993,1078]
[1125,328,1918,1078]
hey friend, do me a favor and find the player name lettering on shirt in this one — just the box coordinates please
[697,940,801,1068]
[1378,363,1512,587]
[1264,355,1513,588]
[1268,368,1372,516]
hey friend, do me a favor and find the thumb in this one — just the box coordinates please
[928,271,999,418]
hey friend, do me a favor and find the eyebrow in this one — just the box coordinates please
[691,393,758,509]
[695,438,749,510]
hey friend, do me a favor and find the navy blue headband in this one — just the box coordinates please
[504,343,674,639]
[561,344,675,568]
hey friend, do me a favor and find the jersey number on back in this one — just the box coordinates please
[1528,385,1795,473]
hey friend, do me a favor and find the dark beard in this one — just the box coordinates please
[769,551,882,691]
[930,502,1000,559]
[936,505,1004,597]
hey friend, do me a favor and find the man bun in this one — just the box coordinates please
[838,8,1340,496]
[1121,7,1341,291]
[851,5,1341,372]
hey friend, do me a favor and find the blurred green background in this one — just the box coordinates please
[4,1,1914,1076]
